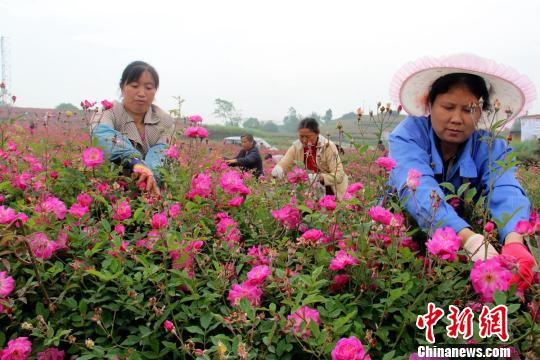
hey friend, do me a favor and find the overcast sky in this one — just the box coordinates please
[1,0,539,124]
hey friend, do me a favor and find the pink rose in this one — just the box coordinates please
[187,115,203,123]
[374,156,396,172]
[82,147,104,168]
[245,265,271,286]
[0,271,15,297]
[113,200,131,221]
[331,336,371,360]
[286,306,320,338]
[151,212,168,229]
[228,283,262,307]
[319,195,337,211]
[101,99,114,110]
[0,337,32,360]
[163,320,175,333]
[69,203,89,219]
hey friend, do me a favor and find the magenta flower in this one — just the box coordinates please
[0,271,15,297]
[12,172,32,191]
[76,193,92,207]
[101,99,114,110]
[228,283,262,307]
[0,206,16,224]
[330,274,350,292]
[37,196,67,220]
[247,245,271,266]
[215,213,242,245]
[164,144,179,159]
[113,200,132,221]
[168,203,182,218]
[374,156,397,172]
[0,337,32,360]
[29,233,60,260]
[329,250,359,271]
[246,265,271,286]
[484,221,495,233]
[331,336,371,360]
[187,114,203,123]
[286,306,321,339]
[82,100,96,109]
[299,229,324,244]
[514,220,533,235]
[271,204,301,230]
[69,203,89,219]
[470,256,512,302]
[151,212,168,229]
[187,172,213,200]
[406,168,421,191]
[426,227,461,261]
[36,347,65,360]
[114,224,125,236]
[287,166,309,184]
[82,147,104,168]
[220,170,250,195]
[319,195,337,211]
[228,196,245,207]
[163,320,175,333]
[184,126,209,139]
[367,206,393,225]
[346,182,364,195]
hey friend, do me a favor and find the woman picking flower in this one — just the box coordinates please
[271,118,349,200]
[92,61,175,196]
[388,54,537,290]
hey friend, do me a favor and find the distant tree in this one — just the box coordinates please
[323,109,333,123]
[214,98,241,126]
[340,112,356,120]
[261,120,279,133]
[55,103,79,111]
[308,112,321,122]
[243,117,260,129]
[282,107,300,132]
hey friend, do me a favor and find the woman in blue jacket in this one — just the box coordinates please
[388,54,536,290]
[91,61,174,196]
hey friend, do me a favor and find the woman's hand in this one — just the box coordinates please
[502,232,536,291]
[460,230,499,261]
[132,164,160,196]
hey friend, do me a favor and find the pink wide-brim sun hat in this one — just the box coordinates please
[389,53,537,120]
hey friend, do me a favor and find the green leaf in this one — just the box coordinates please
[439,182,455,193]
[464,188,477,203]
[333,310,357,330]
[302,294,327,306]
[457,183,470,197]
[121,335,141,346]
[185,326,205,336]
[382,350,396,360]
[492,290,506,305]
[200,312,213,330]
[507,303,520,314]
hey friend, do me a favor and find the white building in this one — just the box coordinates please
[520,115,540,141]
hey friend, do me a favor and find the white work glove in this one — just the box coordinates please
[463,234,499,262]
[271,165,284,179]
[308,173,319,184]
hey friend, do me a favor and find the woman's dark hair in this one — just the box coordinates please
[298,117,320,134]
[119,61,159,89]
[428,73,490,110]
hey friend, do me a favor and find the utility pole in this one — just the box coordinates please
[1,36,12,105]
[172,95,185,124]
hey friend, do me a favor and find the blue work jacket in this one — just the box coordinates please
[389,115,530,243]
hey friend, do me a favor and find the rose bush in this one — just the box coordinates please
[0,109,538,359]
